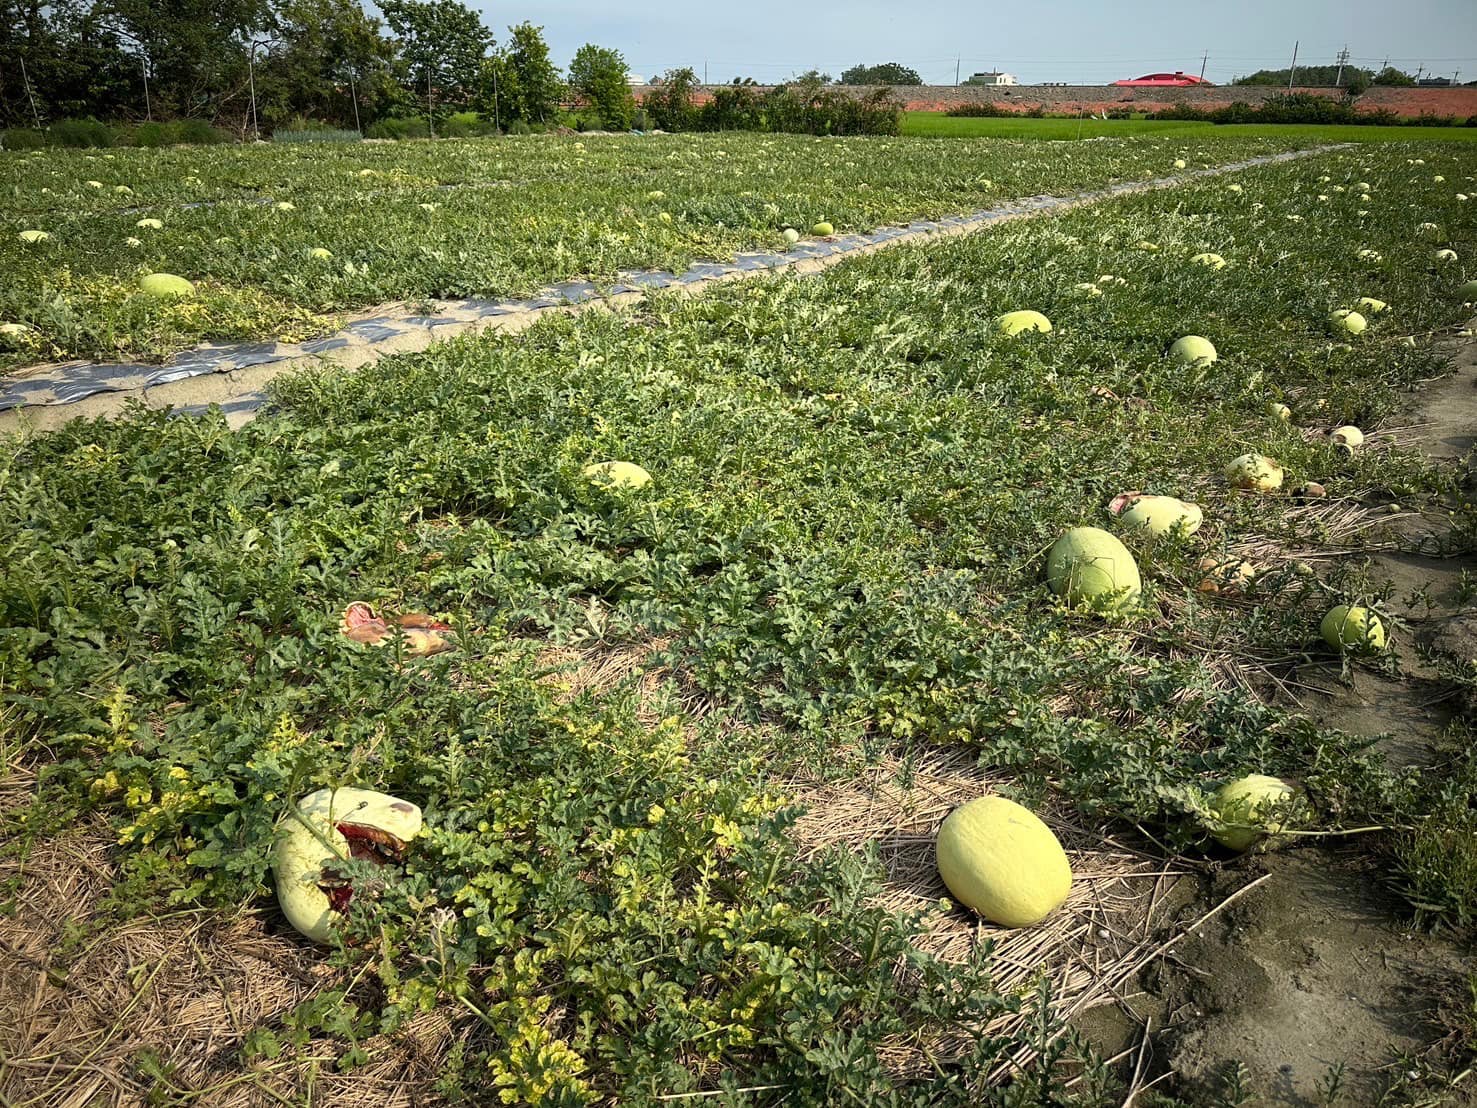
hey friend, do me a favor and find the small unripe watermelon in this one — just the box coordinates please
[1458,280,1477,300]
[1046,526,1141,611]
[1331,425,1363,450]
[1210,775,1300,852]
[1225,453,1283,491]
[1190,252,1226,270]
[1327,309,1366,335]
[583,460,652,490]
[18,230,51,244]
[139,273,196,299]
[811,221,834,236]
[1355,297,1387,314]
[1169,335,1217,365]
[995,310,1052,337]
[1116,494,1203,538]
[782,227,800,244]
[1434,249,1458,264]
[1266,401,1292,421]
[936,796,1072,927]
[1321,605,1385,652]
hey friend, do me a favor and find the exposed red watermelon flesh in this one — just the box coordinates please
[318,817,414,913]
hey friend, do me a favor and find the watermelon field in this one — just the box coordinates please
[0,132,1313,369]
[3,133,1477,1106]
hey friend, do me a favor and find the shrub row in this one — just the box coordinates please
[643,77,902,136]
[2,117,233,150]
[1150,93,1477,127]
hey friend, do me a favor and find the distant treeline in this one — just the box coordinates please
[643,70,902,136]
[941,94,1477,128]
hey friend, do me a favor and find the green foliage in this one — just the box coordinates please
[568,43,635,131]
[1373,67,1418,87]
[4,137,1477,1094]
[364,115,430,139]
[840,62,924,86]
[1233,65,1373,88]
[47,117,116,148]
[503,22,563,125]
[1152,94,1457,127]
[642,67,700,132]
[132,119,231,147]
[3,132,1327,367]
[649,74,903,136]
[1386,728,1477,934]
[1,128,47,150]
[380,0,493,129]
[271,127,363,144]
[255,0,398,130]
[440,110,496,138]
[946,102,1012,118]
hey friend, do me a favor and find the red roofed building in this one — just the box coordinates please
[1112,71,1215,87]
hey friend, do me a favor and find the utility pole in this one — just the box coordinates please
[1199,50,1208,83]
[142,52,152,119]
[427,67,434,137]
[955,57,961,85]
[248,41,260,140]
[18,54,43,127]
[492,64,499,131]
[1288,40,1298,89]
[1334,45,1349,86]
[1415,64,1424,83]
[349,70,362,134]
[703,61,707,84]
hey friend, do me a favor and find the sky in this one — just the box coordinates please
[456,0,1477,86]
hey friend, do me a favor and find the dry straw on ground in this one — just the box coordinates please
[0,646,1218,1105]
[789,746,1196,1083]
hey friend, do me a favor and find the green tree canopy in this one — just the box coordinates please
[505,22,562,123]
[380,0,492,129]
[257,0,396,129]
[1233,64,1372,87]
[1372,66,1417,86]
[839,62,922,86]
[568,43,634,129]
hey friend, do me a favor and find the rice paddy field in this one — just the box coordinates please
[3,131,1477,1106]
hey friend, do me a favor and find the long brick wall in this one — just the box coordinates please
[650,84,1477,121]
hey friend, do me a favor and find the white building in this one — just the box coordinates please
[966,71,1017,86]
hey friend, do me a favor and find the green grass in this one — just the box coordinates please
[0,131,1312,368]
[3,141,1477,1101]
[900,114,1215,139]
[902,112,1477,144]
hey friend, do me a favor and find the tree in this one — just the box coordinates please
[504,22,561,123]
[839,62,922,86]
[257,0,396,129]
[643,66,697,131]
[568,43,633,129]
[1233,64,1372,87]
[1,0,141,126]
[1372,66,1416,86]
[90,0,273,121]
[380,0,492,130]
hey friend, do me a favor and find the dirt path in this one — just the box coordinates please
[1106,322,1477,1106]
